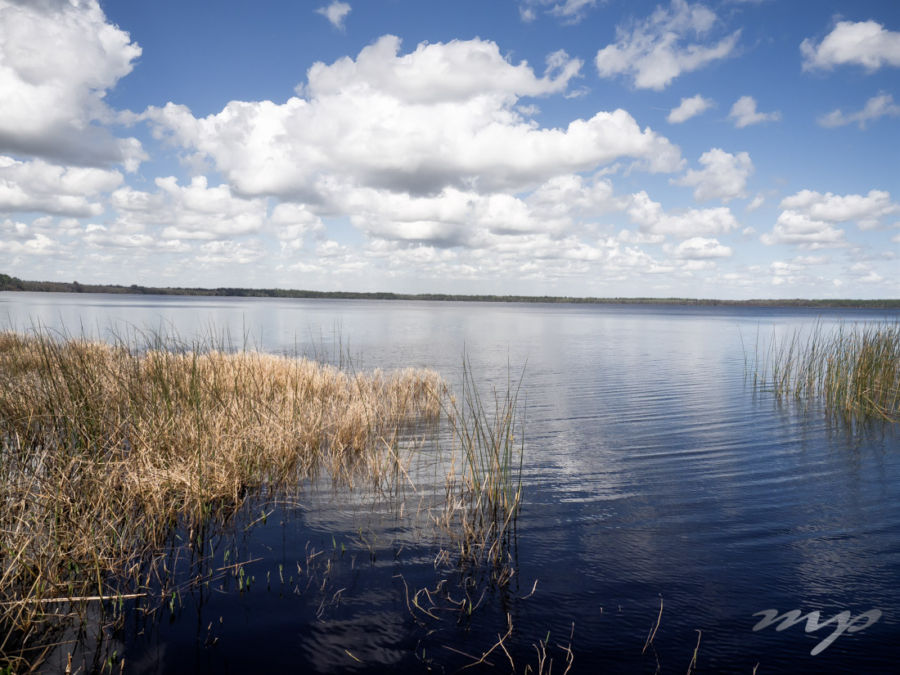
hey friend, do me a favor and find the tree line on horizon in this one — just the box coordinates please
[2,272,899,309]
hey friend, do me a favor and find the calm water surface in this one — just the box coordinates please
[3,292,899,673]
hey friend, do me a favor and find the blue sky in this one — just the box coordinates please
[1,0,899,298]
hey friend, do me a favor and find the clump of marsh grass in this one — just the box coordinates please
[437,359,524,586]
[749,321,900,422]
[0,329,446,666]
[388,359,526,669]
[0,329,533,672]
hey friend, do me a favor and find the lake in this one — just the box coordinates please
[2,291,899,673]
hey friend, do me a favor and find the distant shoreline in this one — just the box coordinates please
[2,273,899,309]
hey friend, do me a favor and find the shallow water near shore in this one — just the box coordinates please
[3,291,900,673]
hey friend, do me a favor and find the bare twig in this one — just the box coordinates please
[642,596,663,654]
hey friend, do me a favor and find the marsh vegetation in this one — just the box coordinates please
[748,321,900,422]
[0,330,526,671]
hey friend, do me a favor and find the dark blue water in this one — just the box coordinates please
[3,292,899,673]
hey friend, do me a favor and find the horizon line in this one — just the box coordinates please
[2,273,899,309]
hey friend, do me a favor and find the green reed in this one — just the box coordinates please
[439,358,524,585]
[749,321,900,423]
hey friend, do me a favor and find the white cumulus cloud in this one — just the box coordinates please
[779,189,898,229]
[316,173,621,247]
[82,224,188,253]
[628,191,740,238]
[0,155,122,216]
[674,148,753,202]
[672,236,732,259]
[0,229,57,256]
[304,36,582,104]
[526,174,621,221]
[761,211,845,249]
[729,96,780,128]
[111,176,269,241]
[818,93,900,129]
[801,20,900,71]
[746,194,765,212]
[519,0,599,25]
[667,94,715,123]
[316,2,351,30]
[196,239,267,266]
[270,202,324,245]
[143,35,682,204]
[763,188,898,249]
[0,0,145,169]
[595,0,740,90]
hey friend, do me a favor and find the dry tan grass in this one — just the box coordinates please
[0,330,446,664]
[0,330,527,671]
